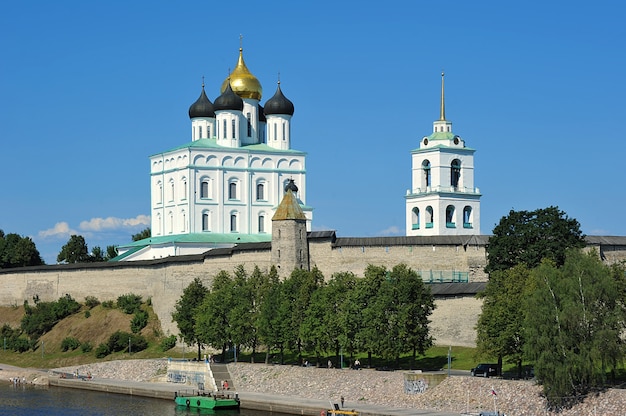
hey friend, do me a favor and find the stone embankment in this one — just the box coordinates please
[12,359,626,415]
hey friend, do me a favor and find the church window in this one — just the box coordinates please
[229,182,237,200]
[422,160,431,188]
[182,180,187,200]
[157,182,163,204]
[202,212,210,231]
[247,112,252,137]
[463,206,473,228]
[426,206,434,228]
[451,159,461,189]
[199,126,203,138]
[446,205,456,228]
[207,125,211,137]
[273,123,277,140]
[223,119,227,139]
[181,210,186,232]
[412,207,420,229]
[169,180,175,201]
[230,214,237,232]
[168,212,173,234]
[256,183,265,201]
[231,119,236,139]
[282,123,286,141]
[258,215,265,233]
[200,180,209,199]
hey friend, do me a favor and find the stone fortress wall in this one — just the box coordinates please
[0,235,624,348]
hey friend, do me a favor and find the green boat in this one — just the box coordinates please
[175,391,240,410]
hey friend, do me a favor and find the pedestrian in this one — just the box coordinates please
[354,359,361,370]
[327,359,332,369]
[341,395,345,408]
[223,380,229,390]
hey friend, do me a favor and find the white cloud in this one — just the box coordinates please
[38,222,78,239]
[79,215,150,231]
[379,225,402,236]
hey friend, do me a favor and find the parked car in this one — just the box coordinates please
[471,363,499,377]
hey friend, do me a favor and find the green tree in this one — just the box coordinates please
[257,267,290,364]
[106,245,118,260]
[227,266,256,358]
[57,235,90,264]
[476,264,531,376]
[132,228,151,241]
[485,206,586,273]
[172,277,209,361]
[195,271,234,361]
[357,265,389,368]
[0,231,44,268]
[90,246,106,262]
[523,251,626,408]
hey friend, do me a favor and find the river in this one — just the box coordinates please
[0,383,292,415]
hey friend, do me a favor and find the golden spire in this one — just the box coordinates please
[440,71,446,121]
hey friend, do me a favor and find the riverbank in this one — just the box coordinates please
[4,359,626,415]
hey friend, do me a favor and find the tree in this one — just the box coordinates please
[132,228,151,242]
[106,245,118,260]
[195,271,234,361]
[172,277,208,360]
[57,235,90,264]
[485,206,586,273]
[476,264,531,377]
[523,251,626,409]
[0,230,44,268]
[90,246,106,262]
[258,266,290,364]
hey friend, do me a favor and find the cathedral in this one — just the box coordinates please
[116,47,312,261]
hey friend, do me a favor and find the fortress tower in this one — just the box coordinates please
[405,73,481,236]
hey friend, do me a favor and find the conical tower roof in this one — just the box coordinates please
[273,180,306,221]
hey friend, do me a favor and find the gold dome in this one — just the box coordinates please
[220,48,262,100]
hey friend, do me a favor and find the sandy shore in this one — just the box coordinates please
[5,359,626,415]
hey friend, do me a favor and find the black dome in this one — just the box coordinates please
[284,179,298,193]
[264,82,294,116]
[188,87,215,119]
[214,82,244,112]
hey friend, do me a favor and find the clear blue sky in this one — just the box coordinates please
[2,1,625,264]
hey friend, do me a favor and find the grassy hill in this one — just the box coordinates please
[0,301,174,369]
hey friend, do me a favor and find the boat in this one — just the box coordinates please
[323,404,359,415]
[174,390,240,410]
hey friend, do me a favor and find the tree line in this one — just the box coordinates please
[476,206,626,409]
[172,263,435,369]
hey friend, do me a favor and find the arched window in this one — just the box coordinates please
[169,180,175,201]
[273,123,277,140]
[182,179,187,200]
[157,181,163,204]
[229,182,237,200]
[256,183,265,201]
[247,112,252,137]
[451,159,461,189]
[411,207,420,229]
[199,126,203,139]
[446,205,456,228]
[168,212,173,234]
[426,206,434,228]
[258,214,265,233]
[422,160,431,188]
[282,123,286,141]
[202,212,210,231]
[230,214,237,232]
[200,180,209,199]
[231,119,236,139]
[463,206,472,228]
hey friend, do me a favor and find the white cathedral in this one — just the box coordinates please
[405,73,481,236]
[115,50,480,261]
[116,47,312,261]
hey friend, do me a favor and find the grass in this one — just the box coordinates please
[0,304,481,371]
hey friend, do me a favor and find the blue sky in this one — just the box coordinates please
[1,1,625,264]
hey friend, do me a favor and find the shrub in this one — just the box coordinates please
[102,300,115,308]
[61,337,81,352]
[21,294,81,340]
[116,294,142,314]
[84,310,91,318]
[130,311,148,334]
[81,342,93,353]
[107,331,148,353]
[84,296,100,308]
[12,337,31,352]
[160,335,177,351]
[95,343,110,358]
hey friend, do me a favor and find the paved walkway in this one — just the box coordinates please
[49,375,464,416]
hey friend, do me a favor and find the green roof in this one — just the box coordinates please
[152,138,306,156]
[118,232,272,249]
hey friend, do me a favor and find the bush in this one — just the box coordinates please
[95,343,110,358]
[12,337,31,352]
[102,300,115,308]
[117,294,142,314]
[130,311,148,334]
[84,296,100,308]
[107,331,148,353]
[61,337,81,352]
[21,294,81,340]
[81,342,93,353]
[84,310,91,318]
[160,335,177,351]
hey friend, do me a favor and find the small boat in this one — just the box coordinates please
[323,404,359,415]
[174,390,240,410]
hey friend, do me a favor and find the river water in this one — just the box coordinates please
[0,384,291,415]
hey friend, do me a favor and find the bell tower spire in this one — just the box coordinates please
[433,70,452,133]
[439,71,446,121]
